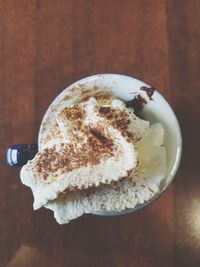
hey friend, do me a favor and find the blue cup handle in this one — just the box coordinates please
[6,144,38,167]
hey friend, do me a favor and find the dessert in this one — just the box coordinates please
[20,87,166,223]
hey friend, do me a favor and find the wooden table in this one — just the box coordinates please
[0,1,199,266]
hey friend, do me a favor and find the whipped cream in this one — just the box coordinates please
[20,96,141,209]
[20,89,166,223]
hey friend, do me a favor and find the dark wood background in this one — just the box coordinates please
[0,1,199,266]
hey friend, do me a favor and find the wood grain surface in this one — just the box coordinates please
[0,1,199,267]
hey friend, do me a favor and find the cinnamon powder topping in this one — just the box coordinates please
[99,107,133,141]
[36,126,115,180]
[59,105,85,121]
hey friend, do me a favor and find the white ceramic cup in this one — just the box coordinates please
[39,73,182,216]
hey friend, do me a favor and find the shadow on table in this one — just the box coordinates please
[5,202,174,267]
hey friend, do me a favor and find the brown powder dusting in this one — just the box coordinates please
[43,173,48,180]
[68,87,77,93]
[38,93,136,182]
[43,124,62,145]
[81,95,90,102]
[59,105,85,121]
[90,128,112,145]
[93,85,98,91]
[99,106,111,114]
[35,127,116,180]
[80,88,90,94]
[95,93,114,105]
[80,91,114,104]
[62,95,71,101]
[99,107,133,142]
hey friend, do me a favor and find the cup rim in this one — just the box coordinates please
[39,73,182,216]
